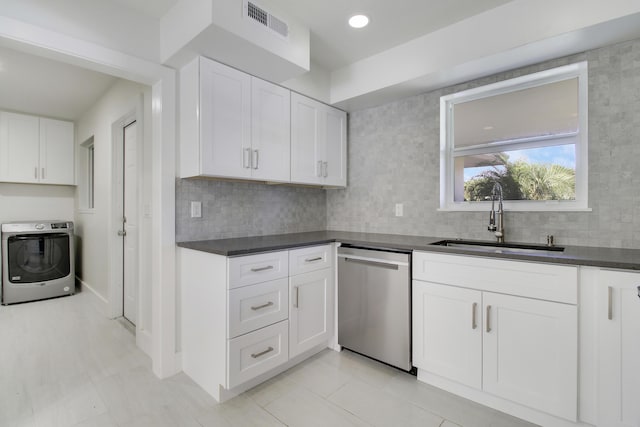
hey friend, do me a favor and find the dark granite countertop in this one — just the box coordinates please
[176,230,640,271]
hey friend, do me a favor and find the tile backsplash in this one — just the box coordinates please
[175,178,327,242]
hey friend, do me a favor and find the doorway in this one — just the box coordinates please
[111,109,141,327]
[122,120,138,324]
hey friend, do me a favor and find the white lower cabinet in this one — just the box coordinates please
[412,251,578,425]
[180,244,334,402]
[597,269,640,427]
[482,292,577,420]
[289,268,333,358]
[228,320,289,389]
[413,281,482,389]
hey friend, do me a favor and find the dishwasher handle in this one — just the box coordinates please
[338,254,408,270]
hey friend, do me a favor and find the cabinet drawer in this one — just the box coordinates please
[289,244,332,276]
[227,320,288,388]
[413,251,577,304]
[228,278,288,338]
[228,251,288,289]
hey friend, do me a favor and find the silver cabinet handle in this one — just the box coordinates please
[323,161,328,177]
[41,168,45,179]
[252,149,259,169]
[317,161,322,177]
[608,286,613,320]
[243,148,251,168]
[251,346,274,359]
[486,305,492,333]
[293,286,299,308]
[250,265,273,272]
[637,285,640,300]
[34,167,38,179]
[305,257,323,263]
[472,302,477,330]
[117,230,127,237]
[251,301,274,311]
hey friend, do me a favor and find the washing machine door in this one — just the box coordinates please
[6,233,71,284]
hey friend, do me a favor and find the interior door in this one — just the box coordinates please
[123,121,138,325]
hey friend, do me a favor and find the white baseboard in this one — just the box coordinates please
[137,328,153,358]
[77,276,108,308]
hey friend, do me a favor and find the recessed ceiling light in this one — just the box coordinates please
[348,14,369,29]
[483,126,494,131]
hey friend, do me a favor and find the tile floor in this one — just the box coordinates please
[0,291,539,427]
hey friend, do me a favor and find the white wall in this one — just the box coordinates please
[0,183,75,224]
[0,0,161,62]
[75,78,152,331]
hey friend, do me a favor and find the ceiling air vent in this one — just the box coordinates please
[245,1,289,39]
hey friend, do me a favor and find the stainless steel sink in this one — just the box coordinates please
[430,239,565,255]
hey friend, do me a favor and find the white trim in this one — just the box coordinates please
[0,16,178,379]
[78,276,108,307]
[440,61,589,212]
[137,329,153,358]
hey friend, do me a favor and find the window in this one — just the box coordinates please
[80,136,95,210]
[440,62,589,211]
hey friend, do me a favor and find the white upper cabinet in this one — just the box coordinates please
[0,111,74,185]
[597,269,640,427]
[39,118,75,185]
[180,56,291,183]
[251,79,290,182]
[291,93,347,187]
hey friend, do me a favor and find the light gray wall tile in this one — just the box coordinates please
[176,179,326,242]
[327,38,640,249]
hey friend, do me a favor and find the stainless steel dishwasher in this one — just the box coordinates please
[337,245,413,372]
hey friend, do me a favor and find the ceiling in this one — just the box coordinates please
[268,0,513,70]
[0,45,117,120]
[108,0,178,19]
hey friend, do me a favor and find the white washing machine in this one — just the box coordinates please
[1,221,75,305]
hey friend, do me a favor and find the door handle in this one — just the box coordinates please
[117,230,127,237]
[323,161,328,178]
[317,161,322,177]
[253,149,259,169]
[608,286,613,320]
[42,168,45,179]
[472,302,478,330]
[243,148,251,168]
[486,305,492,333]
[293,286,299,308]
[637,285,639,300]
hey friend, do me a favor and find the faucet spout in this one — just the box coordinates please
[488,182,505,243]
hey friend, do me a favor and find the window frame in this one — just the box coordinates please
[439,61,590,212]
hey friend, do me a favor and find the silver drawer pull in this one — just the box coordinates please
[486,305,492,333]
[251,346,274,359]
[608,286,613,320]
[250,301,274,311]
[305,257,323,263]
[251,265,274,272]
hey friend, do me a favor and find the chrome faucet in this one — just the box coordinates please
[488,182,505,243]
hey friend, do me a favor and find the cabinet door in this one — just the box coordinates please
[483,292,577,421]
[597,270,640,427]
[39,118,75,185]
[251,78,290,182]
[289,268,333,358]
[290,93,323,185]
[199,58,251,179]
[412,281,482,389]
[0,111,40,183]
[323,106,347,187]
